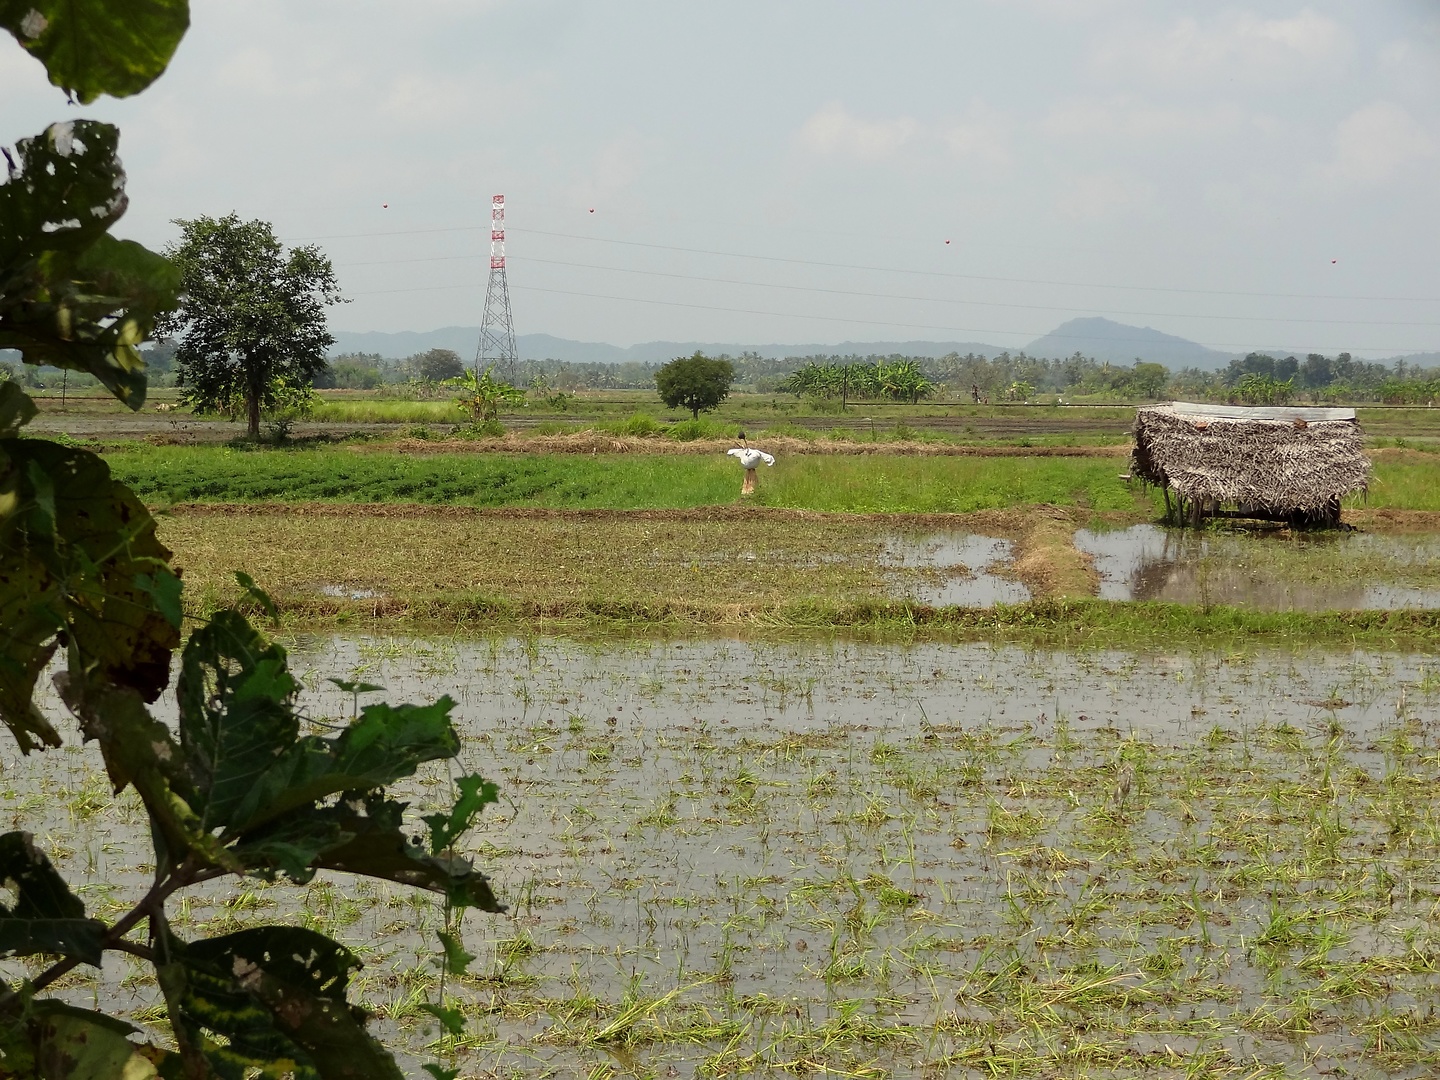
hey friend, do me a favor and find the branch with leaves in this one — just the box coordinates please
[1,3,503,1076]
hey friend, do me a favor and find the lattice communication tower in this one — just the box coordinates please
[474,194,518,383]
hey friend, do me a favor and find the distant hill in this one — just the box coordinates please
[326,320,1434,371]
[1024,318,1236,370]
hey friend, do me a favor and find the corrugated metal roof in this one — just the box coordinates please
[1163,401,1357,422]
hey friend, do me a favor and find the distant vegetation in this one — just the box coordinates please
[10,342,1436,407]
[261,347,1440,406]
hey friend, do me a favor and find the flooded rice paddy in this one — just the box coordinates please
[1074,526,1440,611]
[8,635,1440,1077]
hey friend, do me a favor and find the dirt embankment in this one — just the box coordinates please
[1007,507,1099,599]
[366,434,1130,458]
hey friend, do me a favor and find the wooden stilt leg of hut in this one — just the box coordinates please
[1162,486,1174,525]
[742,468,757,495]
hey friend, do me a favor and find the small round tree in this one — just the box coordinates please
[656,352,734,420]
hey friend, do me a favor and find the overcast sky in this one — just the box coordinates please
[4,1,1439,356]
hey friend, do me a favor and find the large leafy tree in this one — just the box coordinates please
[655,351,734,420]
[1,4,501,1077]
[162,214,343,438]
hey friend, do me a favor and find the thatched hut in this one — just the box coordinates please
[1131,402,1370,527]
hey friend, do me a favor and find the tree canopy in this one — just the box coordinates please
[655,351,734,419]
[160,214,343,437]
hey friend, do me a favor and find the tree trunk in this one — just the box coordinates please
[247,391,260,438]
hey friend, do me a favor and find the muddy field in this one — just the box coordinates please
[157,505,1440,623]
[8,635,1440,1078]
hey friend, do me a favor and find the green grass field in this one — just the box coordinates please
[106,445,1156,513]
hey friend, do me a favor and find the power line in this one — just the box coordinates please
[286,222,1440,306]
[334,251,1440,329]
[344,278,1437,354]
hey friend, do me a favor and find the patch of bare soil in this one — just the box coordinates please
[370,434,1129,458]
[1346,508,1440,531]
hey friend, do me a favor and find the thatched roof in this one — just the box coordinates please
[1131,402,1370,514]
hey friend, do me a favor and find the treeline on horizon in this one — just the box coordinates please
[6,344,1440,405]
[312,346,1440,405]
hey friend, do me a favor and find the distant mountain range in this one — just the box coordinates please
[318,317,1434,372]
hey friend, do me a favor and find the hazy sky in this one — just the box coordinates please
[4,1,1439,355]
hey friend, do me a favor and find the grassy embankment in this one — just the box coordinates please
[108,443,1143,511]
[99,443,1440,643]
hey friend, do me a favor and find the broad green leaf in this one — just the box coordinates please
[0,123,181,406]
[423,773,499,855]
[55,673,225,871]
[24,1000,172,1078]
[134,568,184,629]
[0,438,179,753]
[236,794,502,911]
[0,122,123,265]
[419,1003,465,1037]
[177,610,301,832]
[305,796,502,912]
[234,570,277,619]
[235,795,503,910]
[437,930,475,976]
[0,831,105,965]
[0,0,190,103]
[422,1066,460,1080]
[170,926,405,1080]
[0,380,36,436]
[230,697,460,833]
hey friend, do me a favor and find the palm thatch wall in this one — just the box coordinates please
[1131,402,1370,527]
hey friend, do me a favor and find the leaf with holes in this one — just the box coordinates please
[177,610,302,833]
[0,0,190,103]
[168,926,404,1080]
[0,832,105,965]
[0,438,179,753]
[0,123,180,405]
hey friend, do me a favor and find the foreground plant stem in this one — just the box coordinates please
[0,856,221,1014]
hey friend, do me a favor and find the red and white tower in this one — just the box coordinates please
[474,194,518,383]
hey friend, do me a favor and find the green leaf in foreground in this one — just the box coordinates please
[420,1002,465,1037]
[0,382,35,437]
[437,930,475,976]
[237,794,502,912]
[170,926,405,1080]
[235,569,278,619]
[177,609,302,833]
[424,772,499,855]
[0,0,190,103]
[230,697,461,834]
[0,123,181,406]
[20,1000,174,1077]
[0,439,180,753]
[0,832,105,966]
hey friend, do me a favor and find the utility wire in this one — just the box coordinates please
[334,251,1440,329]
[284,221,1440,306]
[344,279,1438,354]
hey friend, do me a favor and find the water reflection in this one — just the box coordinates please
[1075,525,1440,611]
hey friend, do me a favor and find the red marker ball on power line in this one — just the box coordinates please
[382,203,388,208]
[589,208,595,213]
[1331,259,1337,264]
[945,239,951,244]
